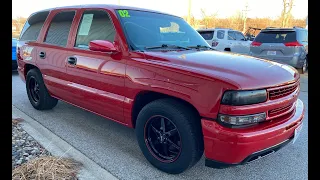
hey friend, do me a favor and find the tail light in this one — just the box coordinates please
[284,41,303,47]
[212,41,219,47]
[251,41,262,46]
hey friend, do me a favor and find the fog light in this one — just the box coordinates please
[218,113,266,126]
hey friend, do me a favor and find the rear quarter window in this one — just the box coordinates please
[297,30,308,43]
[198,31,214,40]
[19,11,50,41]
[254,31,297,43]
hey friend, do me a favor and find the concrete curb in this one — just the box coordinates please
[12,105,119,180]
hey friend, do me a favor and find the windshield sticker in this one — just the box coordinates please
[78,14,93,35]
[118,10,130,18]
[178,54,186,59]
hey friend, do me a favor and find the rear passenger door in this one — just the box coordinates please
[37,10,77,100]
[65,9,126,123]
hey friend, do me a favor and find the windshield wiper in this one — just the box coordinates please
[145,44,191,50]
[187,45,214,50]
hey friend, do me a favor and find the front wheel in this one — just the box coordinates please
[135,99,204,174]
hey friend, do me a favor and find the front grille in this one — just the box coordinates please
[268,82,299,100]
[268,103,294,118]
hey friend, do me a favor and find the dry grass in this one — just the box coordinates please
[12,156,82,180]
[12,118,24,125]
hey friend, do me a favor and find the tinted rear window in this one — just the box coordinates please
[198,31,214,40]
[254,31,296,43]
[44,11,75,47]
[20,11,49,41]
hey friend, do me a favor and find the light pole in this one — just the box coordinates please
[187,0,191,24]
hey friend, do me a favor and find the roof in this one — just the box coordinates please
[262,26,307,32]
[197,28,234,31]
[30,4,176,17]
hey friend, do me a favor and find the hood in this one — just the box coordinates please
[144,50,299,90]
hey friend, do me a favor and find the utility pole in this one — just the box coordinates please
[242,2,250,33]
[187,0,191,24]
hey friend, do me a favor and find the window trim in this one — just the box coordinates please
[42,10,77,47]
[71,9,117,52]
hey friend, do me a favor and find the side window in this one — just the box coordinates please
[217,30,225,39]
[20,11,50,41]
[235,32,246,41]
[75,10,115,49]
[297,30,308,43]
[305,31,308,42]
[227,31,236,40]
[44,11,75,47]
[302,31,308,42]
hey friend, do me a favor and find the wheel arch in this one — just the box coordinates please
[131,91,201,128]
[24,63,40,79]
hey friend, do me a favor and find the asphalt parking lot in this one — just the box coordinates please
[12,71,308,180]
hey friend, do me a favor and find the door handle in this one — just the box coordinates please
[39,52,46,59]
[67,56,77,65]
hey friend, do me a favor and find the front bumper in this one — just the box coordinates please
[201,99,304,167]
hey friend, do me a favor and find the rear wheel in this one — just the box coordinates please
[135,98,204,174]
[26,68,58,110]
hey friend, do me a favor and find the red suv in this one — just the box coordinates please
[17,5,304,174]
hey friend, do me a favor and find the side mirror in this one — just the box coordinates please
[89,40,119,53]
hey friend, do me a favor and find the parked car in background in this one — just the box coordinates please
[197,28,252,54]
[12,38,18,70]
[17,5,304,174]
[250,27,308,74]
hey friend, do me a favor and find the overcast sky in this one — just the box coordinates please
[12,0,308,19]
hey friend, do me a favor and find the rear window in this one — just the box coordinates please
[254,31,297,43]
[198,31,214,40]
[20,11,49,41]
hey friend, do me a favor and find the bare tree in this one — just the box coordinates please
[281,0,294,27]
[200,9,218,28]
[12,16,27,32]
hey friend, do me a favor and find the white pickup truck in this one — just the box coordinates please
[197,28,252,55]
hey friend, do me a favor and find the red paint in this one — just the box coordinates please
[89,40,118,52]
[17,5,305,166]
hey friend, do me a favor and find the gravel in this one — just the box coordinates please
[12,119,51,169]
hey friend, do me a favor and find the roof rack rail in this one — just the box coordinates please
[215,27,233,30]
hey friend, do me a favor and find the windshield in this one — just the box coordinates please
[116,10,210,51]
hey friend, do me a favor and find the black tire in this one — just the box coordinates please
[297,59,307,74]
[26,68,58,110]
[135,98,204,174]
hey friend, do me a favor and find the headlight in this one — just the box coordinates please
[218,113,266,126]
[221,89,267,106]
